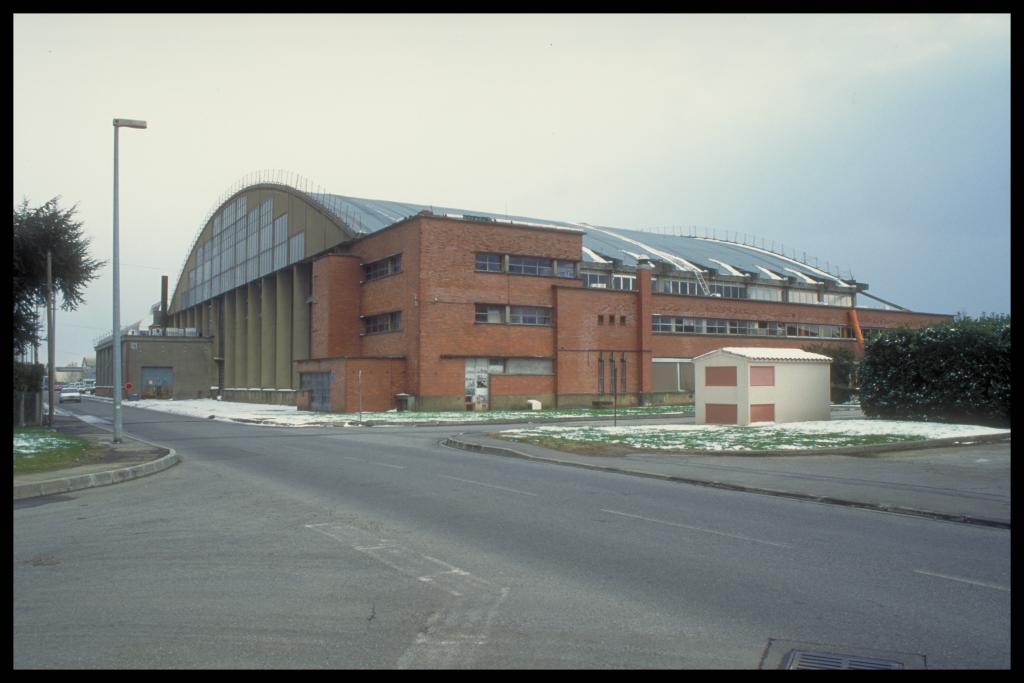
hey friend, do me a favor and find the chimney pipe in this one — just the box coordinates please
[161,275,168,329]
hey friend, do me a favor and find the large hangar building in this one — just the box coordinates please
[95,178,950,412]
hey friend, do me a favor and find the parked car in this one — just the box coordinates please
[58,386,82,403]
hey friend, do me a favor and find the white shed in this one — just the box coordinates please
[693,347,832,426]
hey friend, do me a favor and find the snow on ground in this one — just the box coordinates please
[75,397,1011,448]
[14,431,81,455]
[499,420,1010,451]
[79,396,685,427]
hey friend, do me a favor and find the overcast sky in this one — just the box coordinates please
[13,13,1010,367]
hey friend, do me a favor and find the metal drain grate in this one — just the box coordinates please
[785,650,904,670]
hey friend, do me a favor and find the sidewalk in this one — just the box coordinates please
[13,413,178,501]
[443,432,1011,528]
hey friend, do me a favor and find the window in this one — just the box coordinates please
[581,271,609,288]
[705,319,728,335]
[620,353,627,393]
[288,232,304,265]
[597,354,605,394]
[273,243,288,271]
[709,283,746,299]
[597,314,604,325]
[475,304,505,324]
[508,255,553,276]
[662,278,700,295]
[274,214,288,245]
[475,252,502,272]
[788,289,818,305]
[363,311,401,334]
[556,260,577,278]
[508,305,551,325]
[612,274,636,291]
[755,321,784,336]
[727,319,750,335]
[475,305,552,325]
[619,315,627,326]
[364,254,402,281]
[652,315,850,340]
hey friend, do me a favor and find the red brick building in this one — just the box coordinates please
[145,181,949,412]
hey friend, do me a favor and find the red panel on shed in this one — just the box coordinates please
[705,366,737,387]
[750,366,775,386]
[750,403,775,423]
[705,403,738,424]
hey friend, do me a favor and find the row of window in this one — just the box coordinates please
[475,253,577,278]
[657,278,746,299]
[652,315,854,338]
[365,307,855,336]
[475,304,553,326]
[182,232,304,309]
[471,255,848,306]
[183,195,305,310]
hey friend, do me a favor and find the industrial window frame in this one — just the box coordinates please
[507,255,554,277]
[474,252,503,272]
[362,311,402,335]
[363,253,403,282]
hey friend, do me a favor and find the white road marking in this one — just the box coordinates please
[305,522,509,668]
[600,508,793,549]
[341,455,405,469]
[439,475,537,497]
[913,569,1010,592]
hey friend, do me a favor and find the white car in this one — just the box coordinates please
[58,386,82,403]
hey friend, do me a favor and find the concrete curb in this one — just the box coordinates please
[440,437,1010,529]
[13,449,180,501]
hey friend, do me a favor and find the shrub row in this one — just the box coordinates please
[13,362,45,392]
[859,315,1010,427]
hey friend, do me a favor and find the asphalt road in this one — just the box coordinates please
[13,400,1011,669]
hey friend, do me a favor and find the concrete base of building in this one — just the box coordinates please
[221,388,297,406]
[490,393,557,411]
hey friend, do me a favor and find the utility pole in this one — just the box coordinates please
[47,251,55,427]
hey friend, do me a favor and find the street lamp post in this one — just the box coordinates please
[112,117,146,443]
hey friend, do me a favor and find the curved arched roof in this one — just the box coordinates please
[310,192,855,288]
[173,182,867,316]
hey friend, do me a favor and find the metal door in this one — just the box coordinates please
[464,359,504,410]
[140,366,174,399]
[300,372,332,412]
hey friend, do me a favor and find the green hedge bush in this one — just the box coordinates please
[13,362,45,392]
[859,314,1010,427]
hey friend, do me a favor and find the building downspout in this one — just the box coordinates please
[636,259,654,404]
[848,307,865,356]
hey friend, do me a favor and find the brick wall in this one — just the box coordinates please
[306,214,952,410]
[310,255,362,359]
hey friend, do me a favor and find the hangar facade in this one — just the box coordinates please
[98,181,950,412]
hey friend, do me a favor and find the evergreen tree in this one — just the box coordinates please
[12,197,104,355]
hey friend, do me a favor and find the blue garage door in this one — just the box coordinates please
[300,372,332,412]
[141,366,174,399]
